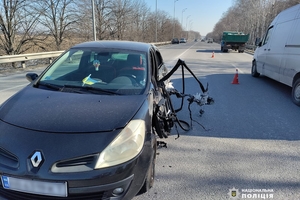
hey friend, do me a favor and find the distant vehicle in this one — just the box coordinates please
[220,31,249,53]
[252,4,300,106]
[201,39,205,42]
[171,38,179,44]
[194,39,198,42]
[207,38,213,43]
[180,38,187,43]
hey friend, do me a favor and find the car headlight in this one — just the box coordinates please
[95,119,145,169]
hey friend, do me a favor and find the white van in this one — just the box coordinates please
[252,4,300,106]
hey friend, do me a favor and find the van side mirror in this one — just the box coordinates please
[255,38,261,46]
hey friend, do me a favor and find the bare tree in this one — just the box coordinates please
[72,0,93,41]
[126,0,150,41]
[0,0,45,59]
[136,1,152,42]
[0,0,200,58]
[94,0,114,40]
[209,0,300,44]
[108,0,133,40]
[36,0,79,50]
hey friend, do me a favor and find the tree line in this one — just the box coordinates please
[0,0,200,61]
[1,0,299,63]
[207,0,300,44]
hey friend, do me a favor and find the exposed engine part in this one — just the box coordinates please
[154,59,214,139]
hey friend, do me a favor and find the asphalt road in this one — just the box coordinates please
[1,41,300,200]
[134,42,300,200]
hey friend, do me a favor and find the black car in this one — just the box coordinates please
[0,41,173,199]
[171,38,179,44]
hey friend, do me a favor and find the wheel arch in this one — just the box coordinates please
[291,72,300,106]
[292,72,300,85]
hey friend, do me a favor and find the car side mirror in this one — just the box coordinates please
[26,73,38,82]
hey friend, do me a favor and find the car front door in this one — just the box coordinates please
[255,26,274,75]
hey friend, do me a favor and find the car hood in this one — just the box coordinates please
[0,86,146,133]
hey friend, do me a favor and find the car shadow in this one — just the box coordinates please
[167,73,300,141]
[196,49,221,53]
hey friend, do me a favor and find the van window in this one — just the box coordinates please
[262,26,274,46]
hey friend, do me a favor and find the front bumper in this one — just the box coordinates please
[0,144,153,200]
[0,123,155,200]
[0,174,134,200]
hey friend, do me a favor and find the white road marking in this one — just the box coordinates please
[0,84,27,92]
[231,63,244,74]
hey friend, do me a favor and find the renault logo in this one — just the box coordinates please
[31,151,43,168]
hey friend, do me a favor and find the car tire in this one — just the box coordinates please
[251,60,260,77]
[292,78,300,106]
[153,113,168,138]
[138,142,156,194]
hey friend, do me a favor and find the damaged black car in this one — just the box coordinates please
[0,40,213,200]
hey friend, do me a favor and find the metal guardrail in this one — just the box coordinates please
[0,41,171,68]
[0,41,253,68]
[0,51,65,68]
[245,45,256,55]
[245,44,256,51]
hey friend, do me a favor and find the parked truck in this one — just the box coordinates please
[221,31,249,53]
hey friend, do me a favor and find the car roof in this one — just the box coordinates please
[71,40,153,52]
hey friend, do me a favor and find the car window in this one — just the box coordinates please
[155,50,168,79]
[155,50,163,67]
[149,50,158,80]
[39,48,148,95]
[111,53,128,60]
[89,51,111,64]
[262,26,273,46]
[41,49,84,80]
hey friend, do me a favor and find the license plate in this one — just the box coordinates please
[1,175,67,197]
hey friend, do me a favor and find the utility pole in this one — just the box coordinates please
[173,0,179,38]
[181,8,187,34]
[156,0,158,42]
[91,0,96,41]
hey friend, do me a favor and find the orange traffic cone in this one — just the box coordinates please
[211,51,215,58]
[231,69,239,84]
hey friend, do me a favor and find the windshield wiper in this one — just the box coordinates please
[38,82,63,91]
[38,82,84,94]
[38,82,120,95]
[64,85,121,95]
